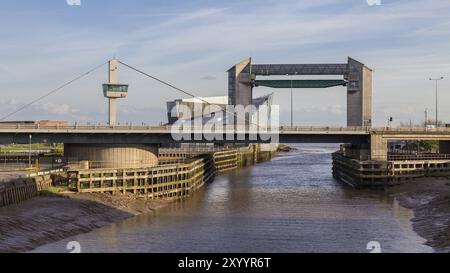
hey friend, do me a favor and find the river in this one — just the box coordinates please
[33,144,433,253]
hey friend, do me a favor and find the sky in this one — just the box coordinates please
[0,0,449,126]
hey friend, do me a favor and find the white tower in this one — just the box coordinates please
[103,59,128,126]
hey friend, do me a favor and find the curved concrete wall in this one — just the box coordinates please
[65,144,159,169]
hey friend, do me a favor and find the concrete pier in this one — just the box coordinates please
[65,146,275,197]
[64,144,159,169]
[68,157,214,198]
[333,136,450,187]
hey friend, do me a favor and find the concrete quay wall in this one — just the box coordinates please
[66,146,276,199]
[332,152,450,188]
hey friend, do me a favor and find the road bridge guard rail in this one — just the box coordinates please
[2,124,450,133]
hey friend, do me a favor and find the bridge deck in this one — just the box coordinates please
[1,125,450,144]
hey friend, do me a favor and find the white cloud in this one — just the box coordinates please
[201,75,217,81]
[1,0,450,125]
[33,103,73,115]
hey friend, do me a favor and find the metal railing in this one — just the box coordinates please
[65,159,158,170]
[0,163,31,172]
[1,123,450,133]
[373,127,450,133]
[26,169,64,178]
[0,124,368,132]
[0,124,171,131]
[280,126,370,132]
[388,154,450,161]
[159,147,228,154]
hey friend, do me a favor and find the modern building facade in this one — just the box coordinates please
[166,94,274,126]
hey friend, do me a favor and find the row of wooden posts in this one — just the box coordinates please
[0,146,277,206]
[0,175,53,207]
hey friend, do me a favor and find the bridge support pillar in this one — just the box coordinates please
[346,58,372,127]
[108,98,117,126]
[64,144,159,169]
[370,134,387,161]
[228,58,253,126]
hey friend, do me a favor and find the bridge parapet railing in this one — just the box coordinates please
[0,123,365,130]
[159,147,228,154]
[373,127,450,133]
[3,123,450,134]
[388,153,450,161]
[280,126,370,132]
[0,124,173,131]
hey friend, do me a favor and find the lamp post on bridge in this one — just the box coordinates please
[429,77,444,127]
[288,72,298,127]
[28,134,32,169]
[290,74,293,128]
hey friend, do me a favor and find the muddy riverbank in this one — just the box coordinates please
[28,145,435,253]
[388,177,450,252]
[2,159,450,253]
[0,193,168,253]
[2,177,450,253]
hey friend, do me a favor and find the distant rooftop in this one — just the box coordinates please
[0,120,68,126]
[177,96,228,105]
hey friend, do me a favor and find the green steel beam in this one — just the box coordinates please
[254,79,347,89]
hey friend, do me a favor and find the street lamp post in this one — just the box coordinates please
[288,72,298,128]
[290,75,293,127]
[429,77,444,127]
[28,134,32,169]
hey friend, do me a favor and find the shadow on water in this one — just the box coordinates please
[33,144,433,253]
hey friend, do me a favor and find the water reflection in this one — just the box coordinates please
[33,144,432,253]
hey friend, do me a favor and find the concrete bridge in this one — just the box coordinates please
[0,124,369,144]
[2,124,450,162]
[1,58,448,170]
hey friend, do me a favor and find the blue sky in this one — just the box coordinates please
[1,0,449,126]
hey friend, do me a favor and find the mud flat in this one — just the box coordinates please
[388,177,450,252]
[277,144,298,153]
[0,193,168,253]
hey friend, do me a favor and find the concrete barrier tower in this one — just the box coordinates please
[227,58,253,126]
[346,57,372,127]
[228,57,373,127]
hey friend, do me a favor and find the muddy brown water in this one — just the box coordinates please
[32,144,433,253]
